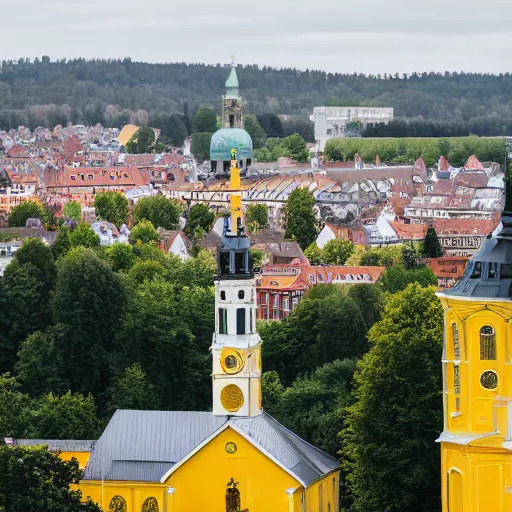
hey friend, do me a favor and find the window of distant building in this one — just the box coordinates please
[480,326,496,360]
[141,497,159,512]
[221,290,226,301]
[238,290,244,300]
[109,496,127,512]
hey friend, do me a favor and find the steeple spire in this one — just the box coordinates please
[222,60,243,128]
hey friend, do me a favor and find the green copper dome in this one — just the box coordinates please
[210,128,253,161]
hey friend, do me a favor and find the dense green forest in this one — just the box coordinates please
[1,57,512,134]
[0,192,445,510]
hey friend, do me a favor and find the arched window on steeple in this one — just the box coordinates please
[480,325,496,360]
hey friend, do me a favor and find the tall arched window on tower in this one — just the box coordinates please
[452,323,460,359]
[480,325,496,360]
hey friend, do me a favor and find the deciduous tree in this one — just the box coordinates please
[284,188,317,249]
[0,445,101,512]
[53,248,126,395]
[63,201,82,222]
[184,204,214,239]
[133,195,181,230]
[129,220,160,245]
[342,284,443,512]
[193,106,217,133]
[93,191,129,226]
[69,223,100,248]
[8,201,46,227]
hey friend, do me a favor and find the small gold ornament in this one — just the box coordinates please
[225,442,237,454]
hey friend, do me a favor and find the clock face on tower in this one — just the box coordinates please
[220,348,245,374]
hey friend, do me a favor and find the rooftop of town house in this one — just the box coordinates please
[45,167,148,188]
[432,216,500,235]
[390,221,428,240]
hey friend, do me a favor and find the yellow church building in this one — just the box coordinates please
[437,180,512,512]
[74,151,339,511]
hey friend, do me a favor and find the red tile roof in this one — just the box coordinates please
[433,217,500,235]
[453,171,488,188]
[425,256,469,280]
[303,265,385,285]
[464,155,484,171]
[390,221,427,240]
[46,167,148,188]
[438,156,450,172]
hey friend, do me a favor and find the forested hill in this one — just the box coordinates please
[1,58,512,130]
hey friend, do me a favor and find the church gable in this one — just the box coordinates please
[164,426,300,511]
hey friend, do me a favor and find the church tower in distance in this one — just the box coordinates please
[437,179,512,512]
[221,62,243,129]
[212,150,262,417]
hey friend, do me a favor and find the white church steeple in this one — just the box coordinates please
[211,150,262,417]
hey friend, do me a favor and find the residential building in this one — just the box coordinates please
[256,263,385,319]
[0,167,39,225]
[313,106,394,150]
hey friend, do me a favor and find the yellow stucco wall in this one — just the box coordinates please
[79,426,340,512]
[439,296,512,512]
[59,450,91,471]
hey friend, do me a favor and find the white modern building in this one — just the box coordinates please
[312,106,394,151]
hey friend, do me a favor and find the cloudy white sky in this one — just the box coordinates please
[3,0,511,74]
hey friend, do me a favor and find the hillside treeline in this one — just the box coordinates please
[1,57,512,131]
[325,136,508,167]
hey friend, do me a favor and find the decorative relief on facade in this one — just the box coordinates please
[221,384,244,412]
[221,348,246,375]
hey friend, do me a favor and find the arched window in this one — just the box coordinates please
[447,469,463,512]
[109,496,127,512]
[238,290,245,300]
[452,323,460,359]
[142,497,159,512]
[480,325,496,360]
[226,478,241,512]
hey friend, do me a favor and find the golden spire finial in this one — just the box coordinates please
[230,55,236,66]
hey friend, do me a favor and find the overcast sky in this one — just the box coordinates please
[3,0,511,74]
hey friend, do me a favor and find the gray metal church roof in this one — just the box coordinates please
[444,179,512,300]
[83,410,339,486]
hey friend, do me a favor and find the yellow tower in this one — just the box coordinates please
[437,180,512,512]
[212,150,262,417]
